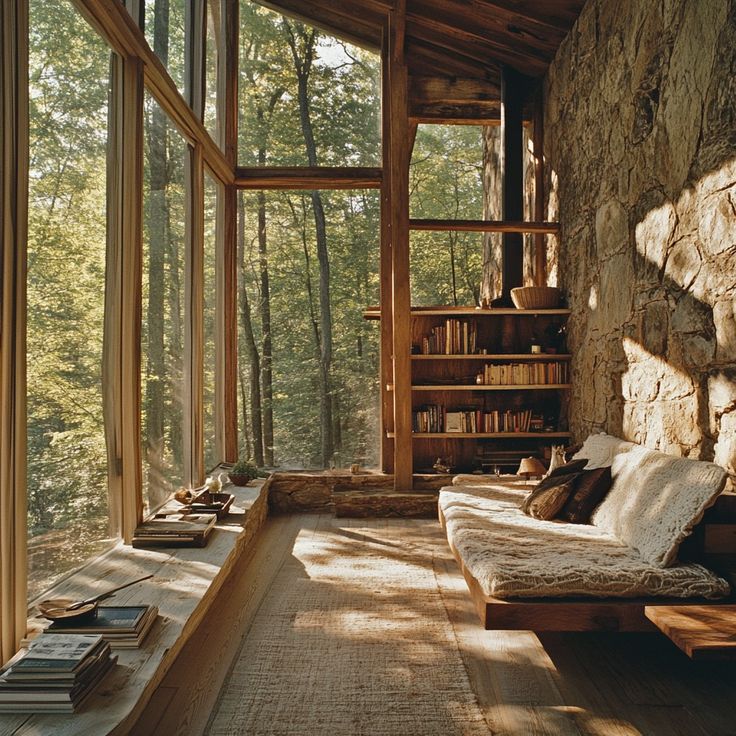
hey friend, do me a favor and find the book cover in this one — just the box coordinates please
[46,606,149,635]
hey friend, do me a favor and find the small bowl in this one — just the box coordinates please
[38,598,98,624]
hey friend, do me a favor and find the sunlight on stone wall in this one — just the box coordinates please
[544,0,736,473]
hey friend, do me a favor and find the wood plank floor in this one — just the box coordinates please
[130,515,736,736]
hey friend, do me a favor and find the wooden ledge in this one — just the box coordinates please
[1,481,270,736]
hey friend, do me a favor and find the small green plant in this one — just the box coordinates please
[229,459,258,482]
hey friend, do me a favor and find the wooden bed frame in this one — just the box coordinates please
[438,505,734,633]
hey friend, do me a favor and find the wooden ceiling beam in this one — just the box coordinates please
[406,15,551,76]
[409,75,501,104]
[252,0,385,50]
[409,103,501,126]
[474,0,581,34]
[406,39,495,79]
[234,166,382,189]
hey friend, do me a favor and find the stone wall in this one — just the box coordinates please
[545,0,736,474]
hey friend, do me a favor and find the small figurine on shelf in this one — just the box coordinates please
[544,322,567,354]
[432,457,453,474]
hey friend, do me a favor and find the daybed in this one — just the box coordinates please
[439,434,732,631]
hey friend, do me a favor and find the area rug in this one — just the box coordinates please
[205,519,489,736]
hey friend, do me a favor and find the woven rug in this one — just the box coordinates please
[205,519,489,736]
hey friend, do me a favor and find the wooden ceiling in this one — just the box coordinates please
[254,0,586,121]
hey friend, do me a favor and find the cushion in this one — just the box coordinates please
[572,433,635,470]
[591,445,728,567]
[521,473,580,520]
[557,467,612,523]
[547,458,588,479]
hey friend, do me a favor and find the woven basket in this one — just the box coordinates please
[510,286,561,309]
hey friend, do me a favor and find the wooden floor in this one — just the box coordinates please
[130,515,736,736]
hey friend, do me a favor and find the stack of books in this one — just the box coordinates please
[44,606,158,649]
[133,512,217,548]
[0,634,116,713]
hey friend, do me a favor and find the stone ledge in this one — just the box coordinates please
[268,471,450,513]
[335,491,438,518]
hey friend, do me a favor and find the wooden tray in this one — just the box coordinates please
[183,491,234,519]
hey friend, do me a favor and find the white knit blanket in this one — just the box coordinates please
[439,484,730,600]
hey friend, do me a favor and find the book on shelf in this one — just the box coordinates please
[45,605,158,648]
[0,634,116,712]
[480,360,569,386]
[133,512,216,548]
[411,405,542,433]
[420,318,478,355]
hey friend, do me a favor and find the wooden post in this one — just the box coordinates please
[532,87,546,287]
[500,65,527,302]
[385,4,413,490]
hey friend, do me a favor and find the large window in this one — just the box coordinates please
[238,2,380,167]
[238,190,380,470]
[203,174,219,471]
[204,0,221,141]
[26,0,115,602]
[145,0,186,95]
[142,94,189,513]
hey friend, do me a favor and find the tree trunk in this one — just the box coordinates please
[144,0,170,507]
[481,125,503,304]
[285,22,334,467]
[256,183,275,466]
[237,195,264,466]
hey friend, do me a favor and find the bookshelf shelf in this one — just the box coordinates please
[387,432,573,439]
[411,353,572,361]
[411,384,571,391]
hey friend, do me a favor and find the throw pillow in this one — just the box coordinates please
[546,458,588,479]
[557,466,612,523]
[521,472,580,521]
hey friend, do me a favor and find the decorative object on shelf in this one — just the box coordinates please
[545,444,567,477]
[37,574,154,623]
[545,322,567,353]
[510,285,561,310]
[350,462,360,474]
[228,459,258,486]
[433,457,453,473]
[204,473,225,492]
[516,456,546,480]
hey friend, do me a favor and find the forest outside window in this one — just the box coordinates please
[203,173,219,472]
[237,190,380,471]
[26,0,116,601]
[238,2,380,168]
[144,0,186,97]
[142,93,189,514]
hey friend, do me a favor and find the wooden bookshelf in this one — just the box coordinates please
[406,307,571,472]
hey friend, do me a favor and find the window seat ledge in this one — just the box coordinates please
[0,479,270,736]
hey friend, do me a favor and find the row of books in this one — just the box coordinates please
[412,405,544,433]
[420,319,478,355]
[0,634,116,713]
[477,361,569,386]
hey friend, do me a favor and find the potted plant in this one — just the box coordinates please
[228,459,258,486]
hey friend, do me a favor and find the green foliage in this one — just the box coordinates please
[27,0,113,596]
[230,460,259,480]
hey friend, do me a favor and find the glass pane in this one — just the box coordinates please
[410,125,486,220]
[27,0,114,602]
[203,174,218,471]
[411,232,483,307]
[142,93,188,513]
[238,190,380,470]
[238,1,380,166]
[145,0,186,96]
[204,0,220,141]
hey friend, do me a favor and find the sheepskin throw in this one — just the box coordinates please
[572,433,635,470]
[439,484,729,599]
[591,445,727,567]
